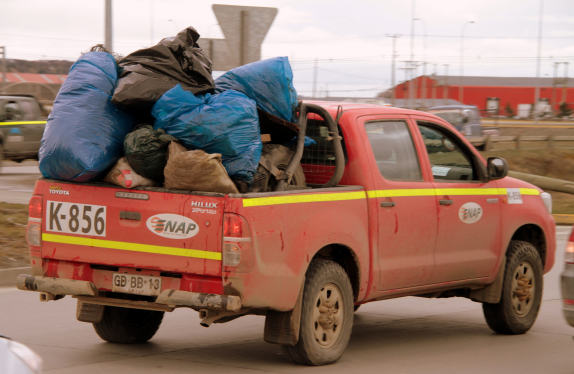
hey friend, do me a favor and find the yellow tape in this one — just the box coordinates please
[245,187,540,207]
[0,121,46,126]
[242,191,367,207]
[42,233,221,261]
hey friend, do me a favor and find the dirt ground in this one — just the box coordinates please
[0,202,30,268]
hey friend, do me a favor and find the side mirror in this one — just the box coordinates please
[487,157,508,180]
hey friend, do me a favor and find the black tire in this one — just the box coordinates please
[286,259,354,365]
[93,306,164,344]
[482,240,543,334]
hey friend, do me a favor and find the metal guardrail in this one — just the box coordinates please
[468,135,574,150]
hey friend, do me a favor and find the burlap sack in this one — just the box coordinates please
[104,157,156,188]
[164,142,239,194]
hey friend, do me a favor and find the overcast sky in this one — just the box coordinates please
[1,0,573,97]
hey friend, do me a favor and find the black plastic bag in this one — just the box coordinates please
[112,27,214,120]
[124,124,174,181]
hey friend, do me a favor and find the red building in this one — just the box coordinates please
[384,75,574,116]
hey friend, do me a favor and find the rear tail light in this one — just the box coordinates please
[222,213,252,270]
[566,228,574,264]
[28,195,43,219]
[26,195,43,259]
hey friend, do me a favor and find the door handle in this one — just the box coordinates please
[439,199,453,206]
[380,201,395,208]
[119,211,141,221]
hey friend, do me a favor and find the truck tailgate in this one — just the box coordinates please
[37,181,224,277]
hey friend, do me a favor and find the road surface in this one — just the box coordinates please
[0,226,572,373]
[0,161,40,204]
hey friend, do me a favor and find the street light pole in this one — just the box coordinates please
[534,0,544,122]
[104,0,113,52]
[0,46,6,94]
[459,20,475,103]
[413,18,427,100]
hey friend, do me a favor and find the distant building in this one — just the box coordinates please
[1,72,67,110]
[381,75,574,116]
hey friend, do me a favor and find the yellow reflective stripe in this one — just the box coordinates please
[369,187,539,198]
[519,188,540,195]
[42,233,221,261]
[242,191,367,207]
[0,121,46,126]
[242,187,540,207]
[434,188,507,196]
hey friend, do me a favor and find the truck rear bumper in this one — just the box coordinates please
[16,274,241,312]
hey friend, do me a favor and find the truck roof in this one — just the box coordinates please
[304,99,434,118]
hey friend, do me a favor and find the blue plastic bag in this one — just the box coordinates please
[39,52,133,182]
[152,85,262,182]
[215,57,298,122]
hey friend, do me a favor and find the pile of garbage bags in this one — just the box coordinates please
[39,27,300,193]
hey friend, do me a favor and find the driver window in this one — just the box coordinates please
[418,122,478,181]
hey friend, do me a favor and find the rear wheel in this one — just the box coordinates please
[285,259,354,365]
[93,306,164,343]
[482,240,543,334]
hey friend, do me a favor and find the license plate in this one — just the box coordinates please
[46,201,106,237]
[112,273,162,296]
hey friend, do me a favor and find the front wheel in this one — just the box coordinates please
[93,306,164,343]
[482,240,543,334]
[285,259,354,365]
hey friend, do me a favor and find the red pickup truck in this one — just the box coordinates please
[18,101,555,365]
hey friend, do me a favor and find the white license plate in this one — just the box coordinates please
[46,201,106,237]
[112,273,162,296]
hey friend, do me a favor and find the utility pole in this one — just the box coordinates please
[443,64,449,102]
[104,0,113,52]
[432,64,437,100]
[562,62,569,105]
[421,62,427,101]
[552,62,559,112]
[534,0,544,121]
[312,58,318,97]
[409,0,416,108]
[459,20,475,103]
[387,34,400,106]
[0,46,6,94]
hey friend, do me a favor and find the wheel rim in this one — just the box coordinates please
[511,261,535,317]
[311,282,344,348]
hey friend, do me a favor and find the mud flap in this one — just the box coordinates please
[470,257,506,303]
[263,286,303,346]
[76,301,104,323]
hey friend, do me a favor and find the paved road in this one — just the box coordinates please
[0,226,572,373]
[0,161,40,204]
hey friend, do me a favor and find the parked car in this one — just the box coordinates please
[0,335,42,374]
[561,227,574,326]
[0,95,46,162]
[427,105,483,137]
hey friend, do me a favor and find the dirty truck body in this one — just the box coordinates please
[20,101,555,365]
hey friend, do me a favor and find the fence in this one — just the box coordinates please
[468,135,574,151]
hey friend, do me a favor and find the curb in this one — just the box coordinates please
[554,214,574,225]
[0,266,30,287]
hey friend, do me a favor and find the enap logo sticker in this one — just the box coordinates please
[146,214,199,239]
[458,202,483,224]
